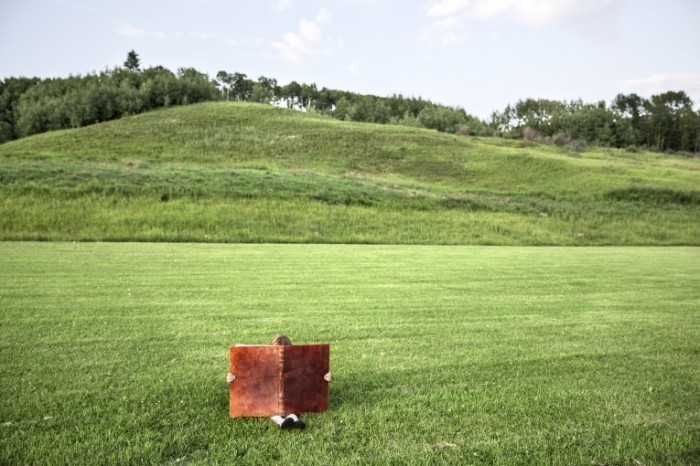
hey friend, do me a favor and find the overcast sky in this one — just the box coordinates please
[1,0,699,119]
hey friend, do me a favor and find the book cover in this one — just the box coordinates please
[229,344,330,417]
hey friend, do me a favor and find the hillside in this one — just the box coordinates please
[1,102,698,244]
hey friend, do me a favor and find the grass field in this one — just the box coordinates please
[1,102,699,245]
[1,242,698,465]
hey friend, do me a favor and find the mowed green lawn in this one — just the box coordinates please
[1,243,698,465]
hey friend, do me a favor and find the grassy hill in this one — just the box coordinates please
[1,102,698,244]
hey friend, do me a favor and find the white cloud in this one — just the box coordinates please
[272,9,334,64]
[508,0,627,29]
[299,18,322,42]
[187,31,216,40]
[115,21,166,40]
[226,36,266,49]
[275,0,292,11]
[419,15,466,45]
[316,8,333,24]
[618,73,700,96]
[424,0,628,29]
[347,63,359,76]
[426,0,470,17]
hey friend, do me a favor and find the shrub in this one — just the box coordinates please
[522,126,540,141]
[552,133,571,146]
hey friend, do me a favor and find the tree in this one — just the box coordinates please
[231,72,253,102]
[141,66,177,108]
[418,104,465,133]
[216,71,233,100]
[299,83,319,110]
[511,98,568,137]
[490,99,567,138]
[176,68,218,105]
[566,103,616,146]
[645,91,694,151]
[315,87,336,112]
[124,50,141,71]
[612,93,645,122]
[251,76,279,104]
[280,81,302,109]
[0,77,41,142]
[612,93,646,146]
[217,71,253,102]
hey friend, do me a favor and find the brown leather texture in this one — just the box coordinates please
[229,344,330,417]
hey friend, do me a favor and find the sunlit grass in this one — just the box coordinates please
[1,243,698,464]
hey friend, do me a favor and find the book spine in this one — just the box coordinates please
[278,346,285,414]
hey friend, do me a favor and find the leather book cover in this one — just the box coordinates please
[229,344,330,417]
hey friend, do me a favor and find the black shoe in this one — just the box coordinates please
[294,419,306,429]
[281,417,295,429]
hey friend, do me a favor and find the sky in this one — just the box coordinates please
[1,0,699,120]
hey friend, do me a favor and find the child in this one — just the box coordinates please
[226,334,306,429]
[267,334,306,429]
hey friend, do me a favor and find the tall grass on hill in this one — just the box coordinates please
[2,192,698,245]
[1,102,699,245]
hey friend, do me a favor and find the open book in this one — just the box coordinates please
[229,344,330,417]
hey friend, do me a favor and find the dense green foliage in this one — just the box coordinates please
[1,243,698,465]
[0,67,217,142]
[491,93,700,153]
[2,51,698,152]
[1,102,698,245]
[0,52,482,143]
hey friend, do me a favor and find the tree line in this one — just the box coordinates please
[0,50,485,144]
[0,64,216,143]
[1,51,698,153]
[491,93,700,153]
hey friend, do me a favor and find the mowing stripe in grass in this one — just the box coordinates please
[1,243,698,464]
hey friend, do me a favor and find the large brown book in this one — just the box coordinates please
[229,344,330,417]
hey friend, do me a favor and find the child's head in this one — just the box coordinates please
[270,334,292,345]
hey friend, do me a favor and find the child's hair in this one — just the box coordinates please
[270,334,292,345]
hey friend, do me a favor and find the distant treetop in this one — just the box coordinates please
[124,50,141,71]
